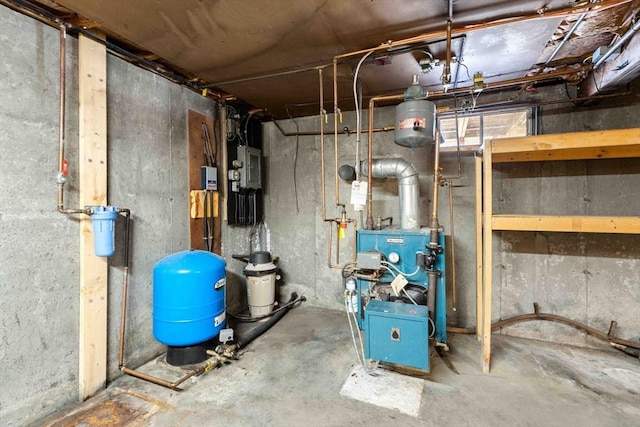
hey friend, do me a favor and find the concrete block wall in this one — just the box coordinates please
[0,6,216,425]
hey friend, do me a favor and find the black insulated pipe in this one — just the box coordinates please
[235,293,305,350]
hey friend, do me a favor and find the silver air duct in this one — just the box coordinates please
[360,158,419,230]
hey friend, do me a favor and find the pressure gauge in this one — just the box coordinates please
[388,252,400,264]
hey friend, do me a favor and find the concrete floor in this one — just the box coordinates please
[38,306,640,427]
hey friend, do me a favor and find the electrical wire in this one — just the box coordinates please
[402,288,419,305]
[382,261,421,278]
[353,51,375,181]
[381,265,397,278]
[344,294,378,375]
[351,308,378,374]
[226,105,238,141]
[344,297,364,363]
[428,317,436,338]
[457,61,472,81]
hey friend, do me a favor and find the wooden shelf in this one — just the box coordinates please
[491,215,640,234]
[478,127,640,374]
[491,128,640,163]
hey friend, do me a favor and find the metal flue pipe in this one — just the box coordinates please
[360,159,420,230]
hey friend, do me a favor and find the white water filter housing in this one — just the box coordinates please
[243,251,278,317]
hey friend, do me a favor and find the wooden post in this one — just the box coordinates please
[78,32,108,400]
[475,154,483,342]
[482,141,493,374]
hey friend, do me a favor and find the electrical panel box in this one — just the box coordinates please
[225,106,263,226]
[237,145,262,190]
[364,300,429,371]
[200,166,218,191]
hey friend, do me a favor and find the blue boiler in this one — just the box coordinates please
[356,228,447,371]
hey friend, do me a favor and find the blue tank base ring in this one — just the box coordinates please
[166,338,217,366]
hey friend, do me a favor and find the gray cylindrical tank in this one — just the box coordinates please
[395,99,436,148]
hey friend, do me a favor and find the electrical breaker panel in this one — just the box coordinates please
[237,145,262,190]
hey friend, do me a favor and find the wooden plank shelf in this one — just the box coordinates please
[477,127,640,374]
[491,215,640,234]
[491,128,640,163]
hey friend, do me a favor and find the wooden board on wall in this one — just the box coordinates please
[78,31,108,401]
[188,110,221,254]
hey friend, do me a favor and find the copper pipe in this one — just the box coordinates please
[117,209,131,368]
[327,218,358,269]
[437,87,631,116]
[121,366,199,391]
[335,222,340,264]
[319,68,327,221]
[272,124,393,137]
[56,23,70,213]
[332,59,340,208]
[443,19,452,87]
[116,208,204,391]
[366,93,405,229]
[446,180,457,311]
[117,264,129,367]
[55,23,91,215]
[429,130,442,246]
[327,221,333,266]
[57,24,65,188]
[428,64,591,99]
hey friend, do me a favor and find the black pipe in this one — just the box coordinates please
[119,208,131,268]
[235,293,304,350]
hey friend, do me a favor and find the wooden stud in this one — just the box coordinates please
[482,141,493,374]
[78,32,108,400]
[475,154,483,342]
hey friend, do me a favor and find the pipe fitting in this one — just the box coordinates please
[56,172,67,186]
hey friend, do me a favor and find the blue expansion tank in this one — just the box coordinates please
[153,250,226,347]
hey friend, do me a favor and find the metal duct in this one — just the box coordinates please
[360,158,420,230]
